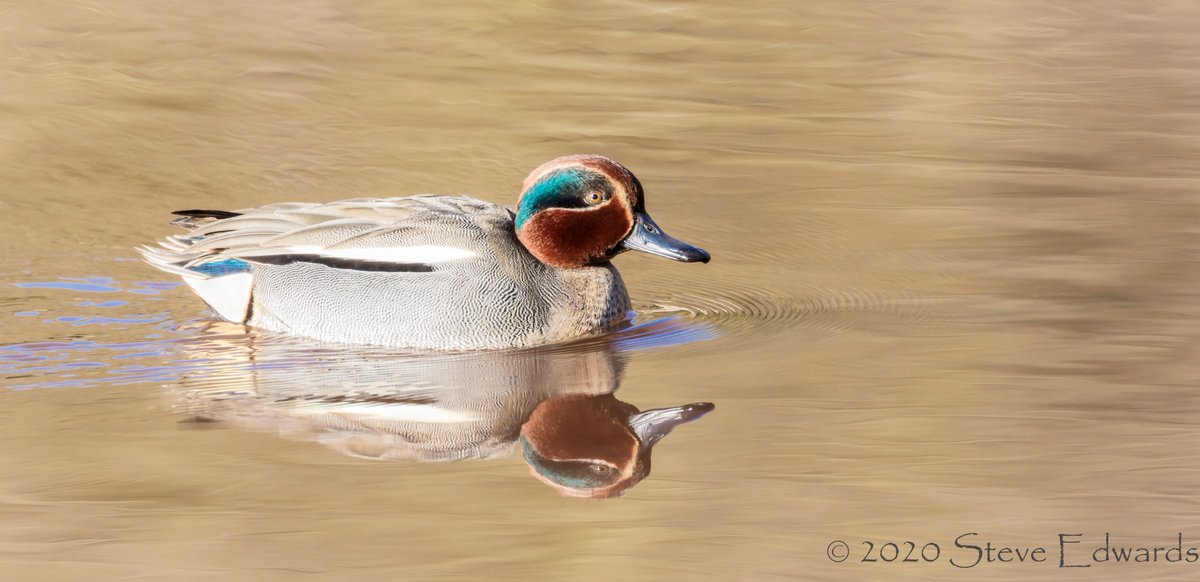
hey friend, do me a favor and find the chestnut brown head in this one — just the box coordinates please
[515,155,710,269]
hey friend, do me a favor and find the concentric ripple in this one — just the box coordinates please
[635,280,944,336]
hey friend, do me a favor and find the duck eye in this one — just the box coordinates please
[590,464,613,475]
[584,191,605,206]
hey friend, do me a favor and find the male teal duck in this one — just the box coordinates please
[139,155,709,350]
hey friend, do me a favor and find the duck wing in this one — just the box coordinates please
[138,195,514,322]
[140,195,512,276]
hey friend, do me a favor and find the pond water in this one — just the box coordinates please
[2,1,1199,580]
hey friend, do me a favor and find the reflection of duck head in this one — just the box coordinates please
[520,393,713,498]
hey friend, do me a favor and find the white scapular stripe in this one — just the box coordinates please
[184,273,253,323]
[292,245,475,263]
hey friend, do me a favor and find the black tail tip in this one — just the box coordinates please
[171,209,242,220]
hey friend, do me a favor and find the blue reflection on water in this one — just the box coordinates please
[0,336,198,390]
[77,300,128,308]
[55,314,170,327]
[5,274,198,389]
[16,281,119,293]
[13,277,180,295]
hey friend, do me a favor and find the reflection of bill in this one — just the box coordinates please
[175,322,713,497]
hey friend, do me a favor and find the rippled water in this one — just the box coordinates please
[3,1,1200,580]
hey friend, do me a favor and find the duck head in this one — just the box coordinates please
[515,155,711,268]
[519,393,714,498]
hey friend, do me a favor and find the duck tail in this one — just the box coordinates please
[136,236,254,323]
[135,236,210,278]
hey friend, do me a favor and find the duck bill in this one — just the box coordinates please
[620,212,711,263]
[629,402,715,448]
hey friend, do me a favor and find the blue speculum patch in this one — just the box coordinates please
[189,258,250,276]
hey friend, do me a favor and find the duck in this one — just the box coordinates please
[139,155,710,350]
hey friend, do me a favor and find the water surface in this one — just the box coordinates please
[2,1,1200,580]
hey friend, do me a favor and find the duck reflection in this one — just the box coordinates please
[176,321,713,497]
[521,394,713,498]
